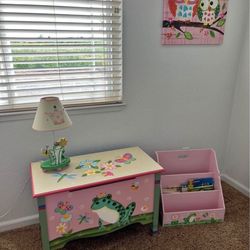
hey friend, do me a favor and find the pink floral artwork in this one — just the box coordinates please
[75,154,137,179]
[161,0,229,45]
[102,171,114,177]
[101,162,116,171]
[45,110,65,125]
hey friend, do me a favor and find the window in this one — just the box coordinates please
[0,0,122,112]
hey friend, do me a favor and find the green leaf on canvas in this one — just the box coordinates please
[184,32,193,40]
[210,31,215,38]
[115,165,122,168]
[176,32,181,38]
[217,19,225,27]
[93,160,101,163]
[91,165,99,169]
[75,166,81,169]
[82,174,87,177]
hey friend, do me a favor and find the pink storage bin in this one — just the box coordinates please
[155,148,225,227]
[156,148,219,175]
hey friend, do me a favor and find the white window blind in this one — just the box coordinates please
[0,0,122,112]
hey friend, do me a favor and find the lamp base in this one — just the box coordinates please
[40,157,70,172]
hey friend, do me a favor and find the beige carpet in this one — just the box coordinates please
[0,182,249,250]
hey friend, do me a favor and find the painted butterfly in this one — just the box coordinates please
[115,153,136,164]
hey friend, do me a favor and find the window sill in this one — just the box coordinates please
[0,102,126,123]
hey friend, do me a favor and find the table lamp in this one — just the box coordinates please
[32,96,72,172]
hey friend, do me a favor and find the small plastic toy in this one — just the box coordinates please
[182,177,214,192]
[41,138,70,172]
[163,177,214,193]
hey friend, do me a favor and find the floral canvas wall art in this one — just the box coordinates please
[161,0,229,44]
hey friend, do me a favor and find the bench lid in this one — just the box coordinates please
[155,148,220,175]
[31,146,163,198]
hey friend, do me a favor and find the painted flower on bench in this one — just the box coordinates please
[55,201,73,215]
[76,160,102,176]
[60,213,72,223]
[56,223,67,234]
[102,171,114,177]
[55,222,73,236]
[76,153,136,178]
[76,159,100,170]
[82,169,101,177]
[100,161,116,177]
[101,161,116,171]
[55,201,74,236]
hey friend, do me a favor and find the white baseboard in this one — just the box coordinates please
[221,174,250,197]
[0,214,39,233]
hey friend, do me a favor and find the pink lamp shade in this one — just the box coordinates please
[32,96,72,131]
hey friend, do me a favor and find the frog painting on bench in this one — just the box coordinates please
[91,194,136,229]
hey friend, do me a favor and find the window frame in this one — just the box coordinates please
[0,0,123,115]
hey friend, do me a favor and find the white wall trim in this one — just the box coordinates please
[221,174,250,197]
[0,214,39,233]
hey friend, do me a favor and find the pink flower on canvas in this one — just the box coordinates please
[196,216,202,221]
[102,171,114,177]
[45,111,65,125]
[101,162,116,171]
[196,213,202,221]
[210,213,216,219]
[204,30,209,36]
[219,13,225,18]
[166,32,173,40]
[172,214,179,220]
[168,17,174,24]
